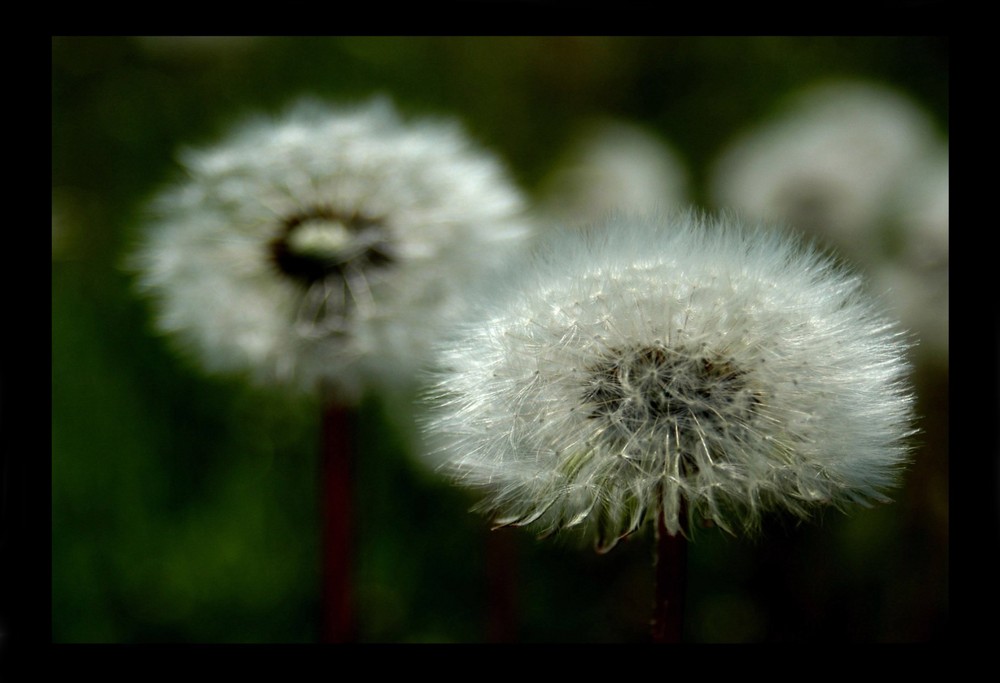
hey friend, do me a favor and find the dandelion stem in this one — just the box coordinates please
[651,501,687,643]
[321,401,356,642]
[486,528,518,642]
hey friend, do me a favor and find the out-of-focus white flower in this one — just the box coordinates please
[423,212,915,549]
[709,81,937,261]
[877,147,949,359]
[889,146,949,270]
[130,98,530,400]
[537,119,689,227]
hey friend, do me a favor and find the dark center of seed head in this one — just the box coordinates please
[583,345,755,435]
[268,206,393,286]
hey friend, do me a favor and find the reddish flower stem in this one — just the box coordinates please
[485,528,518,642]
[321,401,356,642]
[651,502,687,643]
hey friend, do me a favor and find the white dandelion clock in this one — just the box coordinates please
[424,212,915,550]
[889,145,949,270]
[128,97,532,642]
[709,81,937,262]
[130,97,530,401]
[876,146,949,359]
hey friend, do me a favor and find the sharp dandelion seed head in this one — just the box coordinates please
[422,212,916,550]
[128,97,531,400]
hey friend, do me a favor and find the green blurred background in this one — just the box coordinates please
[51,36,948,643]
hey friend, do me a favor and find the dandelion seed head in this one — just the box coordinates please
[130,97,530,400]
[873,146,949,360]
[709,81,937,258]
[423,212,915,549]
[537,119,689,226]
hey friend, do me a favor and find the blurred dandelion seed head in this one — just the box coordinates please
[422,212,916,549]
[130,97,530,400]
[709,81,939,258]
[538,119,690,227]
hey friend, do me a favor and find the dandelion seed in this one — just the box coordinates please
[423,212,915,550]
[129,97,530,401]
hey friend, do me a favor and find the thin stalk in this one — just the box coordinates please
[651,502,687,643]
[485,528,518,642]
[321,401,355,642]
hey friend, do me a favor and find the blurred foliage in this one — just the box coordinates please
[51,36,948,643]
